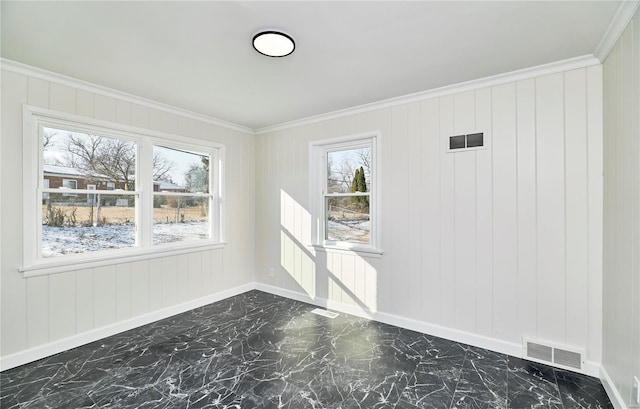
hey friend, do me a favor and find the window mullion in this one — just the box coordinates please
[138,140,154,248]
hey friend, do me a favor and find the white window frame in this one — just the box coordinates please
[309,132,382,257]
[22,105,225,276]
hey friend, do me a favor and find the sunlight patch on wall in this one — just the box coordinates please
[280,190,315,296]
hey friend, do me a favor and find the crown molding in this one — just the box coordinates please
[0,58,254,135]
[594,0,640,62]
[2,54,602,137]
[255,54,601,135]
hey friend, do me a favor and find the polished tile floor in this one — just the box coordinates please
[1,290,613,408]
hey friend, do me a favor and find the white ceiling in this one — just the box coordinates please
[1,1,623,130]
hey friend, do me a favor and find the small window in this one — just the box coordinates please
[106,182,115,190]
[310,133,380,254]
[62,179,77,196]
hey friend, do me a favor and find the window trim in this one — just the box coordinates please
[309,131,382,256]
[22,105,226,276]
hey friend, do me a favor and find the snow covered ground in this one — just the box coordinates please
[42,222,209,257]
[326,219,370,243]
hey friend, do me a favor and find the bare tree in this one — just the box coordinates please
[153,153,173,181]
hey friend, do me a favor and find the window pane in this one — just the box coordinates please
[153,146,210,194]
[43,127,137,190]
[153,195,209,244]
[42,192,136,258]
[327,147,370,194]
[325,196,370,243]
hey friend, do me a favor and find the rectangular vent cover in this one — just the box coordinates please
[449,132,484,150]
[554,348,582,369]
[527,342,553,362]
[523,338,584,371]
[311,308,339,319]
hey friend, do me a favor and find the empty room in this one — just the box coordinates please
[1,1,639,408]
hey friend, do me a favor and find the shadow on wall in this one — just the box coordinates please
[280,189,378,314]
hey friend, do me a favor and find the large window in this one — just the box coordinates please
[22,106,224,274]
[310,133,380,254]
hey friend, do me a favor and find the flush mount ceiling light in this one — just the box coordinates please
[252,30,295,57]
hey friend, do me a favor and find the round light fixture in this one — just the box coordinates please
[252,31,295,57]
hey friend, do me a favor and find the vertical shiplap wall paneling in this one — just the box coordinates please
[255,65,603,370]
[389,104,410,316]
[535,73,566,343]
[491,83,518,342]
[585,65,603,364]
[148,258,163,311]
[603,7,640,406]
[162,256,179,307]
[116,263,132,321]
[48,272,76,340]
[406,102,422,320]
[515,79,537,340]
[93,266,117,328]
[453,91,477,333]
[76,90,94,118]
[26,276,49,348]
[177,253,190,302]
[2,67,256,362]
[563,69,589,349]
[439,95,456,326]
[474,88,493,338]
[75,269,94,333]
[420,98,442,325]
[130,260,150,317]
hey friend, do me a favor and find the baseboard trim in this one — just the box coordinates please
[0,283,254,371]
[254,283,522,358]
[254,283,603,378]
[601,366,629,409]
[1,281,604,380]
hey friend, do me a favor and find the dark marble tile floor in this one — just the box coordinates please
[0,290,614,408]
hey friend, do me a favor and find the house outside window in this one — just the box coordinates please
[309,132,381,256]
[22,106,225,275]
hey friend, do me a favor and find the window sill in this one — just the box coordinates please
[310,243,383,259]
[20,242,227,277]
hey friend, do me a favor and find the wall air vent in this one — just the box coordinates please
[523,338,584,372]
[448,132,484,151]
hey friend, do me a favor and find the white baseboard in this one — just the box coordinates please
[0,283,254,371]
[601,365,630,409]
[254,283,602,378]
[0,281,604,381]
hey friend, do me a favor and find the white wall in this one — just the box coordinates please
[602,5,640,407]
[255,65,604,371]
[0,67,256,363]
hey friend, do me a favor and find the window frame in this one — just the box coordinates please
[309,132,382,257]
[22,105,225,276]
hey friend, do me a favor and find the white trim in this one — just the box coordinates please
[22,105,226,274]
[255,283,520,360]
[3,56,601,136]
[601,365,629,409]
[0,281,603,379]
[20,242,226,277]
[0,283,254,372]
[254,283,602,377]
[311,244,383,259]
[309,132,381,252]
[255,55,601,135]
[594,0,640,62]
[0,58,253,134]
